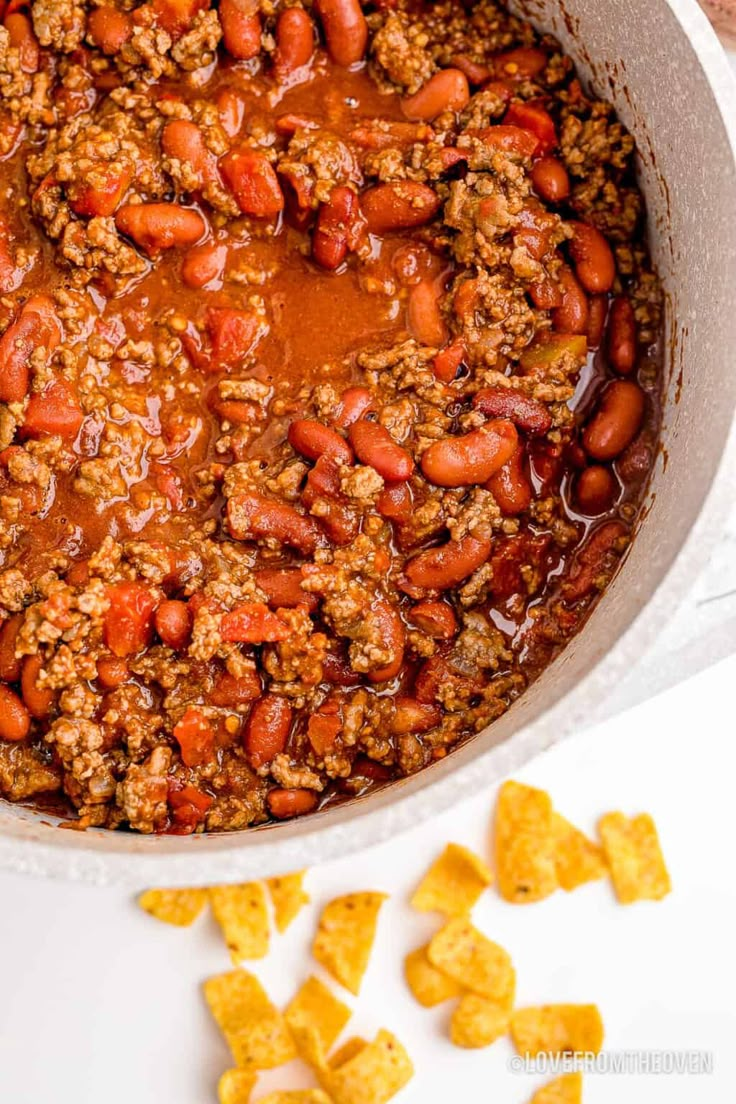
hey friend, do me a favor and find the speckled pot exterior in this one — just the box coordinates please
[2,0,735,887]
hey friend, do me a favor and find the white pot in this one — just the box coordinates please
[2,0,735,887]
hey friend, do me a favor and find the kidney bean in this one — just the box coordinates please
[409,599,457,639]
[563,520,628,600]
[487,443,532,515]
[209,669,261,707]
[401,69,470,121]
[349,420,414,482]
[361,182,441,234]
[607,295,637,375]
[161,120,219,188]
[228,492,323,555]
[217,88,246,138]
[0,684,30,742]
[181,242,227,289]
[333,386,375,429]
[115,203,205,256]
[528,276,563,311]
[368,597,405,682]
[0,296,62,403]
[21,654,55,719]
[322,648,362,687]
[0,614,23,682]
[152,0,207,37]
[587,294,608,349]
[255,567,318,612]
[96,656,129,688]
[406,534,491,590]
[268,787,319,819]
[551,265,589,335]
[468,125,539,159]
[531,156,570,204]
[86,6,132,55]
[575,465,617,515]
[219,0,262,60]
[407,278,449,347]
[493,46,548,81]
[274,7,314,75]
[582,380,646,461]
[421,419,517,487]
[314,0,367,66]
[219,147,284,218]
[154,599,192,650]
[312,185,362,270]
[433,338,465,383]
[221,602,291,643]
[390,697,441,735]
[377,481,413,524]
[472,387,552,436]
[450,53,493,85]
[5,11,40,72]
[568,222,616,293]
[504,101,556,153]
[21,380,83,440]
[288,418,353,465]
[243,695,292,768]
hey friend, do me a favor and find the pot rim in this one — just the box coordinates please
[1,0,735,887]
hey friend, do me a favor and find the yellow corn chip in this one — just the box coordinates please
[529,1072,583,1104]
[258,1094,333,1104]
[312,892,387,996]
[203,969,296,1070]
[410,843,493,917]
[285,975,352,1057]
[494,780,558,903]
[267,871,310,932]
[138,887,207,927]
[511,1004,604,1058]
[404,944,463,1008]
[427,918,515,1004]
[329,1037,368,1069]
[450,992,512,1049]
[217,1069,257,1104]
[552,813,607,891]
[210,883,270,963]
[599,811,671,904]
[324,1029,413,1104]
[289,1022,327,1073]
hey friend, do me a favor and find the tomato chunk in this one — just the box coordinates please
[103,583,158,657]
[22,380,84,439]
[173,707,216,767]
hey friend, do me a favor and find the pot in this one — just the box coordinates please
[1,0,735,887]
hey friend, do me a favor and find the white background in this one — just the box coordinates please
[1,35,735,1104]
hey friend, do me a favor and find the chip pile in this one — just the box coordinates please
[137,780,670,1101]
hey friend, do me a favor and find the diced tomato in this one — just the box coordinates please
[307,704,341,757]
[67,164,133,218]
[220,602,291,644]
[172,707,216,767]
[503,101,557,155]
[205,307,264,369]
[21,380,84,440]
[103,582,158,657]
[151,0,208,38]
[167,781,212,832]
[219,147,284,218]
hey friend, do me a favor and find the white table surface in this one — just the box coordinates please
[1,41,735,1104]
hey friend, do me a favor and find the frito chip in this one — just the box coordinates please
[599,811,671,904]
[410,843,493,917]
[529,1072,583,1104]
[203,969,296,1070]
[286,975,352,1057]
[494,780,558,903]
[138,887,208,927]
[324,1029,413,1104]
[404,944,463,1008]
[450,993,512,1049]
[258,1094,333,1104]
[427,918,515,1004]
[267,871,310,932]
[329,1037,368,1069]
[217,1069,257,1104]
[552,813,607,891]
[511,1004,604,1058]
[289,1022,327,1073]
[312,892,387,995]
[210,883,270,963]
